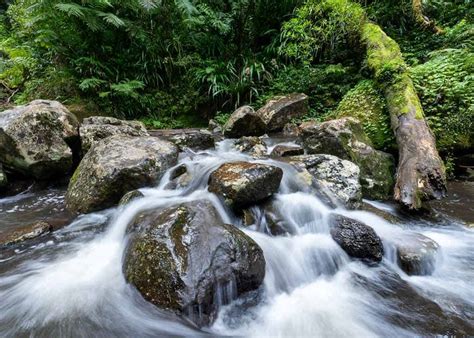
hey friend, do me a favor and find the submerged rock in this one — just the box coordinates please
[79,116,148,154]
[396,233,440,275]
[256,93,308,132]
[119,190,145,206]
[124,200,265,327]
[299,117,395,200]
[0,221,52,247]
[66,135,178,213]
[208,162,283,209]
[0,100,80,179]
[234,136,268,158]
[270,144,304,158]
[330,215,384,263]
[223,106,265,138]
[286,154,362,208]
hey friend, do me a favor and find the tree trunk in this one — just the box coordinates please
[362,23,446,210]
[412,0,443,34]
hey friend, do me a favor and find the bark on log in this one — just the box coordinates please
[412,0,444,34]
[362,23,447,210]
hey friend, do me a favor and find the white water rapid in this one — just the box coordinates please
[0,139,473,337]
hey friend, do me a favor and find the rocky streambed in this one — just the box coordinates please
[0,99,473,336]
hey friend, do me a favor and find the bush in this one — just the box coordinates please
[411,48,474,152]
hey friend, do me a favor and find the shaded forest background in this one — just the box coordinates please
[0,0,472,163]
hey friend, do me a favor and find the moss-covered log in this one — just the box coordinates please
[362,23,446,210]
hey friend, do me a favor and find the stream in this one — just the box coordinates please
[0,139,473,337]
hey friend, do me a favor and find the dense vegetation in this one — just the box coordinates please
[0,0,472,153]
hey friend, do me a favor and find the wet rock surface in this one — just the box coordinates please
[256,93,308,132]
[270,144,304,158]
[208,162,283,209]
[0,164,7,188]
[395,233,440,275]
[223,106,265,138]
[0,100,80,179]
[0,221,52,247]
[299,117,395,200]
[234,136,268,158]
[330,215,384,262]
[286,154,362,208]
[66,135,178,213]
[124,200,265,327]
[80,116,148,154]
[119,190,145,206]
[150,129,215,151]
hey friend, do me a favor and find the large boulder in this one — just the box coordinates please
[223,106,265,138]
[396,233,440,275]
[286,154,362,208]
[0,100,79,179]
[299,117,395,200]
[208,162,283,209]
[66,135,178,213]
[79,116,148,153]
[124,200,265,327]
[256,93,308,132]
[330,214,384,263]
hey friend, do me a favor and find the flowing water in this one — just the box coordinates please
[0,139,473,337]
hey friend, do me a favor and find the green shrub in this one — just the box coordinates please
[411,48,474,152]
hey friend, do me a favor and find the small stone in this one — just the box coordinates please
[270,144,304,157]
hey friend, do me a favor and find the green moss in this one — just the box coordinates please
[335,80,395,150]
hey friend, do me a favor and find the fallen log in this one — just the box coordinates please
[362,23,447,210]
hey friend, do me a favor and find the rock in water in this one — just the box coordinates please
[66,135,178,213]
[299,117,395,200]
[0,221,52,247]
[256,93,308,132]
[396,233,439,275]
[79,116,148,153]
[123,200,266,327]
[223,106,265,138]
[234,136,268,158]
[330,215,384,263]
[119,190,145,206]
[0,100,79,179]
[208,162,283,209]
[270,144,304,158]
[286,154,362,208]
[0,164,7,188]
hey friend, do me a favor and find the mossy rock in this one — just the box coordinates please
[124,200,265,327]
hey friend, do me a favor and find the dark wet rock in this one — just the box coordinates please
[361,202,401,224]
[354,268,474,335]
[165,165,193,190]
[256,93,308,132]
[167,130,214,151]
[0,164,7,189]
[285,154,362,208]
[234,136,268,158]
[119,190,145,206]
[241,202,292,236]
[0,221,52,246]
[66,135,178,213]
[223,106,265,138]
[0,100,80,179]
[79,116,148,154]
[208,162,283,209]
[299,117,395,200]
[330,215,383,263]
[270,144,304,158]
[124,200,266,327]
[396,233,439,275]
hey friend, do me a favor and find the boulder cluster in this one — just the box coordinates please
[0,96,440,327]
